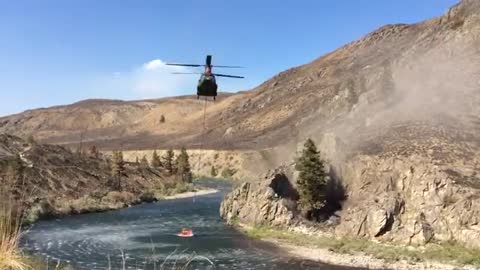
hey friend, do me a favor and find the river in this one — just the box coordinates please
[21,179,359,270]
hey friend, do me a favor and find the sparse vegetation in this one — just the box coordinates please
[295,138,328,219]
[146,182,196,199]
[5,154,25,190]
[244,226,480,267]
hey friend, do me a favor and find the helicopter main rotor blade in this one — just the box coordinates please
[213,73,244,79]
[171,72,203,75]
[212,65,244,68]
[166,63,203,67]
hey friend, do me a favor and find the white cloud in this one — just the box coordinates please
[92,59,198,99]
[143,59,164,70]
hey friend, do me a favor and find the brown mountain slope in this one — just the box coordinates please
[0,94,236,150]
[1,1,479,154]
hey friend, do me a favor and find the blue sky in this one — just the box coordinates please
[0,0,459,116]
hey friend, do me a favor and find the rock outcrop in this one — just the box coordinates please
[222,153,480,249]
[220,167,299,227]
[336,154,480,248]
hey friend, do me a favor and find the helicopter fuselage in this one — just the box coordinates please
[197,73,218,98]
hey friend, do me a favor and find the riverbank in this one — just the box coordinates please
[241,225,480,270]
[163,188,219,199]
[25,183,215,224]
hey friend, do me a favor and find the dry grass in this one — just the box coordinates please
[0,199,29,270]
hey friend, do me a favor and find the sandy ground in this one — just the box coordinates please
[163,188,219,200]
[264,238,478,270]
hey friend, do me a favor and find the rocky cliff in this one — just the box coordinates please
[221,154,480,248]
[220,167,299,227]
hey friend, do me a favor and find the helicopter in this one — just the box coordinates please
[166,55,244,101]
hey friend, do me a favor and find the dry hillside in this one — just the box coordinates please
[0,134,177,223]
[0,2,479,155]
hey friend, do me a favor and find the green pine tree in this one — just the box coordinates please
[151,150,162,168]
[295,139,328,219]
[175,147,192,183]
[162,149,175,175]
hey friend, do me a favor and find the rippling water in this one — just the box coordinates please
[21,179,359,270]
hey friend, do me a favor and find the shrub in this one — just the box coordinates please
[102,191,135,205]
[221,167,236,179]
[139,191,156,203]
[24,200,54,224]
[210,166,218,177]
